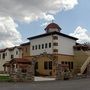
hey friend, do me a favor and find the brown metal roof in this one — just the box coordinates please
[10,58,32,64]
[28,31,78,40]
[20,42,30,46]
[44,23,61,30]
[0,46,21,53]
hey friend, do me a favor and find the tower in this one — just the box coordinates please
[44,23,61,33]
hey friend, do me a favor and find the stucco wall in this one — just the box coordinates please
[0,48,22,72]
[22,45,30,57]
[30,35,53,56]
[58,36,76,55]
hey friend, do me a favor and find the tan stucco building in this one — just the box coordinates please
[0,46,22,72]
[2,23,90,78]
[28,23,78,77]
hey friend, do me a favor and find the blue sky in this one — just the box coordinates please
[17,0,90,42]
[0,0,90,48]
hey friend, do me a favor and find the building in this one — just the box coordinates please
[0,46,22,72]
[3,58,34,81]
[28,23,78,76]
[2,22,90,79]
[73,44,90,75]
[20,42,31,58]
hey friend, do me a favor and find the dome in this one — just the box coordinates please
[44,23,61,31]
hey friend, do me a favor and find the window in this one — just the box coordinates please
[70,62,73,69]
[49,61,52,69]
[53,42,58,46]
[61,61,73,70]
[21,69,27,73]
[32,46,34,50]
[11,55,14,59]
[2,53,5,59]
[53,36,58,40]
[35,45,37,50]
[45,43,47,48]
[44,62,48,69]
[65,62,67,64]
[49,43,51,48]
[53,49,58,52]
[35,62,38,69]
[42,44,44,49]
[44,61,52,70]
[16,51,18,55]
[38,45,41,49]
[61,61,64,64]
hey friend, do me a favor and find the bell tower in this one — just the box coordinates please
[44,23,61,33]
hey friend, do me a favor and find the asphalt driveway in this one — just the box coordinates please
[0,78,90,90]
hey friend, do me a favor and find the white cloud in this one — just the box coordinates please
[0,0,78,22]
[41,22,51,27]
[0,17,22,48]
[0,0,79,48]
[70,26,90,43]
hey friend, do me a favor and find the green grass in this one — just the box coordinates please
[0,76,11,82]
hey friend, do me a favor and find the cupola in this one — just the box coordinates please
[44,23,61,33]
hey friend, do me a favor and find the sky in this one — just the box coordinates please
[0,0,90,48]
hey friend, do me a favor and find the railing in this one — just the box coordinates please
[81,56,90,74]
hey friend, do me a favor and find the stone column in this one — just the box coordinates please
[26,64,34,81]
[56,63,62,80]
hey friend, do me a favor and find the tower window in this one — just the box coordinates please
[53,49,58,52]
[53,36,58,40]
[53,42,58,46]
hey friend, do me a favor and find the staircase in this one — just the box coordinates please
[81,56,90,74]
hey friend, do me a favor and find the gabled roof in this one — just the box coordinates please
[3,58,32,67]
[28,31,78,40]
[0,46,21,53]
[20,42,30,46]
[9,58,32,64]
[0,48,7,53]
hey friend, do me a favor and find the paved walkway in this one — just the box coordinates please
[34,76,55,81]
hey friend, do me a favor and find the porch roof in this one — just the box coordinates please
[9,58,32,64]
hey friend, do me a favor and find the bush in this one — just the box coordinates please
[0,76,12,82]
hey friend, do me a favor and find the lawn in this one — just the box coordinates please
[0,76,11,82]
